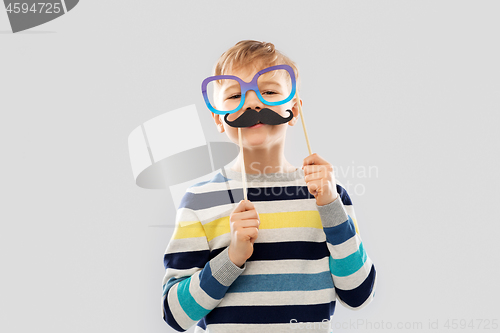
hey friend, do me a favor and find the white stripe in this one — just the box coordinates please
[175,207,199,222]
[163,267,201,285]
[166,237,208,254]
[344,204,357,221]
[188,176,309,194]
[253,198,317,214]
[243,257,330,275]
[167,283,197,330]
[189,270,220,310]
[208,233,231,251]
[326,235,361,259]
[256,227,326,243]
[196,197,318,225]
[208,227,326,249]
[218,289,335,307]
[332,258,373,290]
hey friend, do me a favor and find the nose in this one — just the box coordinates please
[242,89,264,111]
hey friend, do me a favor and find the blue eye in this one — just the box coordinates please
[228,94,241,99]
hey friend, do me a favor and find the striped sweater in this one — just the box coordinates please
[162,166,377,332]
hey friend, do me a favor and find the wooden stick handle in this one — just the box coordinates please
[238,128,248,200]
[296,92,312,155]
[296,94,360,234]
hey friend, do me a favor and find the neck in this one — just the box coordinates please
[230,144,296,175]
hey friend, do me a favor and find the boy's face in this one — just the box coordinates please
[211,64,301,150]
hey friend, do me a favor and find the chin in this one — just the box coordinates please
[243,134,268,147]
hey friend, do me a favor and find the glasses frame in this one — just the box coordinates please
[201,64,297,115]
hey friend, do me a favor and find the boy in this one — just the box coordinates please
[162,40,377,332]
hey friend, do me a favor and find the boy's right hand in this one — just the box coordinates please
[228,200,260,267]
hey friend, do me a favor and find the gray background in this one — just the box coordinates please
[1,1,499,332]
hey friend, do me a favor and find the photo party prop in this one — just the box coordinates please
[128,104,239,210]
[223,108,293,128]
[202,64,296,115]
[202,64,313,199]
[3,1,79,33]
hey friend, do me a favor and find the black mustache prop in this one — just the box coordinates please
[224,108,293,128]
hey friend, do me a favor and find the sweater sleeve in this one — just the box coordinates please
[315,183,377,310]
[162,193,245,332]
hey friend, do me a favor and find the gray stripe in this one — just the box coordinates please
[316,195,349,227]
[209,247,245,287]
[222,165,303,182]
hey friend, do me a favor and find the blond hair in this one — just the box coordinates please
[213,40,300,92]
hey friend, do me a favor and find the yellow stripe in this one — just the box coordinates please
[172,212,359,240]
[172,221,205,240]
[203,210,323,242]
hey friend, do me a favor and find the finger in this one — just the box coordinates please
[233,199,255,213]
[308,179,335,197]
[302,164,326,176]
[303,153,329,167]
[235,227,259,242]
[232,219,260,229]
[306,179,327,196]
[232,209,260,221]
[306,180,320,195]
[304,170,326,183]
[248,228,259,243]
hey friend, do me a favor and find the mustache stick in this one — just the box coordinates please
[238,127,248,200]
[296,92,312,155]
[234,95,307,201]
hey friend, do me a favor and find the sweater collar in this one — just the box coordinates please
[220,165,303,183]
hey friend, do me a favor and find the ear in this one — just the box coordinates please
[212,112,225,133]
[288,96,302,127]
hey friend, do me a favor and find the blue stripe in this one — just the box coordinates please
[329,242,367,277]
[162,295,185,332]
[248,186,314,201]
[180,189,238,209]
[209,242,329,262]
[336,264,376,307]
[250,241,330,261]
[204,302,336,324]
[163,276,189,297]
[228,271,333,293]
[196,317,207,330]
[323,216,356,246]
[177,277,210,321]
[199,261,228,300]
[337,184,352,205]
[180,186,315,210]
[164,249,210,270]
[208,247,225,261]
[180,178,351,211]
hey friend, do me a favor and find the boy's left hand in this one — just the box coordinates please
[302,153,338,206]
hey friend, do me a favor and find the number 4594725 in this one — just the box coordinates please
[444,319,498,330]
[6,3,62,14]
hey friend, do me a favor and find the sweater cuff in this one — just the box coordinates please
[316,193,349,228]
[209,247,245,287]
